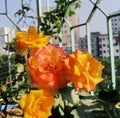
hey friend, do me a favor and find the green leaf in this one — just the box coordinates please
[69,10,75,17]
[59,86,80,105]
[58,37,62,43]
[16,63,24,73]
[75,2,81,9]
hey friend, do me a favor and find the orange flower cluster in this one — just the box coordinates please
[69,49,103,92]
[27,45,71,94]
[15,26,104,118]
[18,90,55,118]
[14,26,50,56]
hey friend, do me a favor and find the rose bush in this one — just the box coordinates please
[14,26,104,118]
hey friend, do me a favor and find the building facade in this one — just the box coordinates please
[0,27,15,54]
[111,10,120,33]
[78,32,100,57]
[91,32,100,57]
[98,33,120,58]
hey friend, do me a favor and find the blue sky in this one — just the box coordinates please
[0,0,120,36]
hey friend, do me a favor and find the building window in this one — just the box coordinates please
[81,45,83,48]
[92,50,94,53]
[103,50,106,53]
[103,44,105,47]
[107,44,109,48]
[99,51,102,54]
[64,30,67,34]
[103,38,105,40]
[116,49,119,52]
[99,44,102,48]
[92,44,94,48]
[99,38,101,42]
[64,25,67,28]
[115,56,119,58]
[81,40,83,43]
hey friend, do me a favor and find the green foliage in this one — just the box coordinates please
[98,58,111,79]
[94,58,120,118]
[49,85,81,118]
[93,88,120,118]
[115,58,120,76]
[39,0,81,41]
[97,58,120,89]
[14,0,31,17]
[58,85,80,105]
[98,58,120,78]
[4,41,15,52]
[98,88,120,103]
[0,53,31,116]
[0,55,11,82]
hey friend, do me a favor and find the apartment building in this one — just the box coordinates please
[98,33,120,58]
[78,37,87,51]
[0,27,15,54]
[111,10,120,33]
[78,32,100,57]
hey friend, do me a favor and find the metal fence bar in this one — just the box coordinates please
[46,0,50,12]
[90,0,108,17]
[86,23,91,54]
[36,0,42,29]
[59,32,63,47]
[86,0,101,53]
[64,18,75,52]
[5,0,7,14]
[70,29,75,52]
[3,34,12,87]
[1,0,14,86]
[6,15,20,30]
[107,17,116,89]
[89,0,116,89]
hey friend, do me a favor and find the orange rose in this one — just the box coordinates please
[14,26,50,56]
[18,90,55,118]
[26,45,71,94]
[69,49,104,92]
